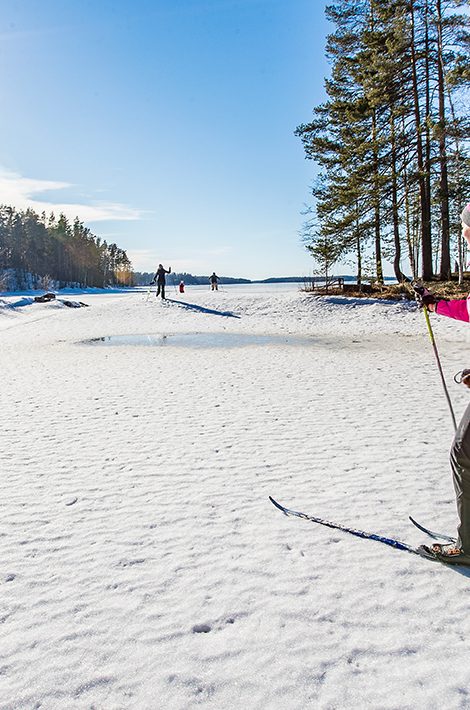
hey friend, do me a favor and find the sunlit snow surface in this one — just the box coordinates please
[2,283,470,709]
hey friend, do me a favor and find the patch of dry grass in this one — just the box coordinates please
[305,278,470,301]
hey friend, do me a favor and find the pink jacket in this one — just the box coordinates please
[436,298,470,322]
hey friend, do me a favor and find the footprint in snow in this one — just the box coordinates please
[192,623,212,634]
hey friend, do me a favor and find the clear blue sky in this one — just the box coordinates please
[0,0,332,279]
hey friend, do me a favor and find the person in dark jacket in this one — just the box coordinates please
[210,272,219,291]
[152,264,171,299]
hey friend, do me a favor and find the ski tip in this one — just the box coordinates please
[269,496,287,514]
[409,515,429,534]
[409,515,456,543]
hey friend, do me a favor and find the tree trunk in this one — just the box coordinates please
[409,0,433,279]
[372,109,384,284]
[390,112,407,282]
[436,0,451,279]
[445,88,464,283]
[424,0,433,270]
[355,200,362,288]
[401,114,418,280]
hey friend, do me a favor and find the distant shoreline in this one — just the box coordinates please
[133,272,400,286]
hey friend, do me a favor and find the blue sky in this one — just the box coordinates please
[0,0,332,279]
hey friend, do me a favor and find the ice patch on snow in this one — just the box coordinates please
[84,332,316,348]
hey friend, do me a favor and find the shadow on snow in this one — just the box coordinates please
[165,298,241,319]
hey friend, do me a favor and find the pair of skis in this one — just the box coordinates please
[269,496,455,563]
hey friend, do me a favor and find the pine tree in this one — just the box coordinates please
[297,0,469,282]
[0,205,134,289]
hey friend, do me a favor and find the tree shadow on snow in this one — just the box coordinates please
[323,296,401,307]
[165,298,241,319]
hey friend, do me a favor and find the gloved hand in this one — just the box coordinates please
[462,369,470,388]
[412,284,438,311]
[454,369,470,387]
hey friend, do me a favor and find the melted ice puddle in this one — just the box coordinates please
[84,333,315,348]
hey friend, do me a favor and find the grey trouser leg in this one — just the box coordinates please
[450,400,470,551]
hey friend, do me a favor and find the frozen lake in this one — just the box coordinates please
[139,281,308,296]
[2,286,470,709]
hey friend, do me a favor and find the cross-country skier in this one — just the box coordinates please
[417,202,470,565]
[152,264,171,299]
[210,272,219,291]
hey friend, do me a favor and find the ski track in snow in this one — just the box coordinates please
[2,287,470,709]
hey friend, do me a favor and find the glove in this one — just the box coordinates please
[454,369,470,387]
[150,280,156,286]
[412,284,438,310]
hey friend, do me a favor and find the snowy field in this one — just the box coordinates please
[2,283,470,709]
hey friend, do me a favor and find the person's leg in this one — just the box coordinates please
[450,400,470,551]
[161,284,165,299]
[156,284,160,297]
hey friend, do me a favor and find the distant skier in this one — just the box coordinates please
[210,272,219,291]
[179,280,185,294]
[415,201,470,565]
[152,264,171,299]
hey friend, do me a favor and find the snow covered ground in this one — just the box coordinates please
[2,284,470,709]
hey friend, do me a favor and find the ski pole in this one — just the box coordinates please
[414,284,457,431]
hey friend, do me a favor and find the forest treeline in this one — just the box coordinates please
[297,0,469,285]
[133,272,251,286]
[0,205,133,289]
